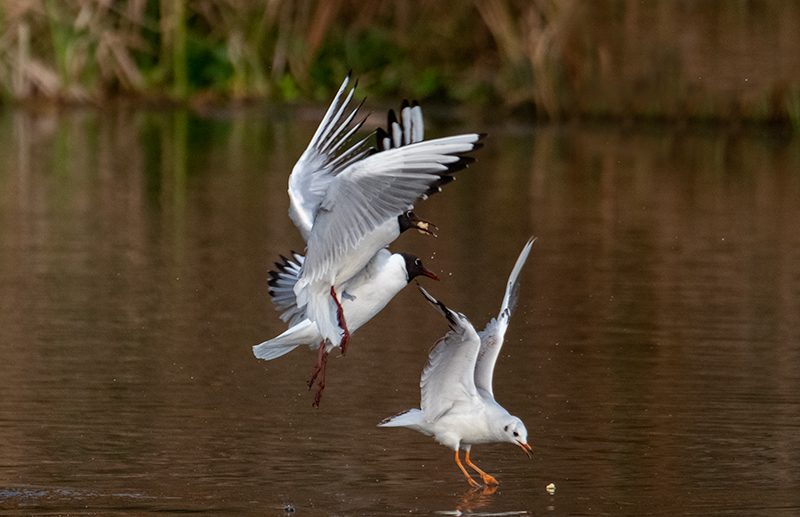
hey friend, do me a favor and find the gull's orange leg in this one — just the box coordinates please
[330,286,350,354]
[455,450,482,488]
[465,450,499,486]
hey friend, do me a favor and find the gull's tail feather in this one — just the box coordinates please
[252,340,300,361]
[252,320,320,361]
[378,409,431,435]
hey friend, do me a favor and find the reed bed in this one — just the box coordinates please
[1,0,798,124]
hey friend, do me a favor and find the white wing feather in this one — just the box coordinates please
[474,237,535,398]
[418,287,483,422]
[288,75,370,241]
[299,134,481,284]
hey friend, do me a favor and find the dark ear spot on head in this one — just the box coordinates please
[504,425,508,432]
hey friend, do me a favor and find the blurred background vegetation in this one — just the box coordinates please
[1,0,799,125]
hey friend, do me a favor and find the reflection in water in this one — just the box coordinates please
[452,484,500,513]
[0,108,799,515]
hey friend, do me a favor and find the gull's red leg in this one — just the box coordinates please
[307,343,329,408]
[312,350,328,408]
[330,286,350,354]
[307,341,326,388]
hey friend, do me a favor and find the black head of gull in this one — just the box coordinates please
[399,253,439,282]
[398,211,437,236]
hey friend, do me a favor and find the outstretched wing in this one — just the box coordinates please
[300,134,483,284]
[474,237,535,399]
[288,75,371,241]
[267,252,306,326]
[418,287,483,422]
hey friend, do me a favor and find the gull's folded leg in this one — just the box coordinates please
[330,286,350,354]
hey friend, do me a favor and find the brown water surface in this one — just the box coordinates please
[1,107,799,516]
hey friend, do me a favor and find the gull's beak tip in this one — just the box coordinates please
[423,268,440,282]
[415,220,438,237]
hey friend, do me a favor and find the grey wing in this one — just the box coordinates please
[288,75,372,241]
[302,134,483,282]
[474,237,535,398]
[418,287,483,422]
[267,252,307,326]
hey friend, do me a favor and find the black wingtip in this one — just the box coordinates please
[423,175,455,197]
[459,155,477,166]
[269,251,301,289]
[375,127,389,151]
[275,255,290,272]
[418,286,458,329]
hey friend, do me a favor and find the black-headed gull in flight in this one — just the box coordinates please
[379,238,535,487]
[286,75,484,357]
[254,248,438,406]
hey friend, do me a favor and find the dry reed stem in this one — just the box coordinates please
[0,0,797,125]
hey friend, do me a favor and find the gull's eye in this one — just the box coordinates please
[513,431,519,437]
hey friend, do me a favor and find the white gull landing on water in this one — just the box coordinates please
[286,75,483,356]
[379,238,535,487]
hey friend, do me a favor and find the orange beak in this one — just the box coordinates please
[518,442,532,459]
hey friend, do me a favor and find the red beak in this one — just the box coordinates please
[421,266,439,281]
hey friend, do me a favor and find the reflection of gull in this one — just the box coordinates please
[287,75,483,356]
[253,249,438,406]
[380,238,535,487]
